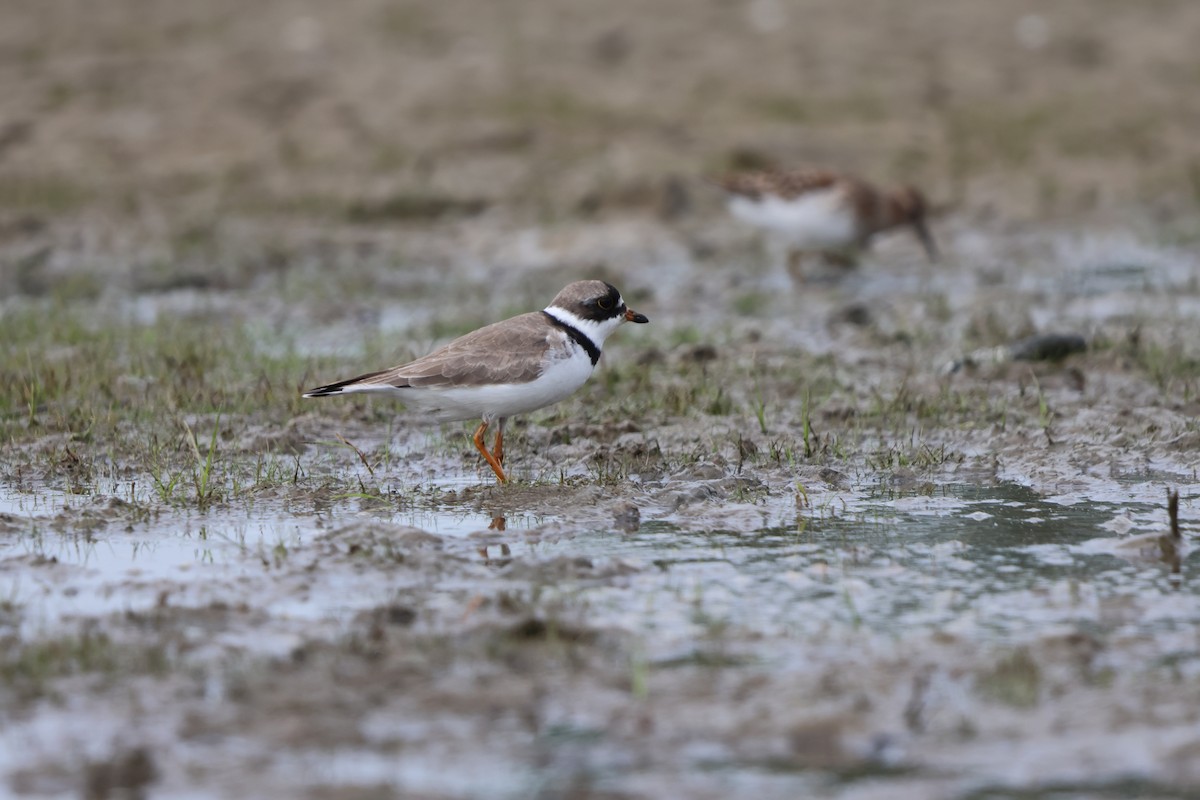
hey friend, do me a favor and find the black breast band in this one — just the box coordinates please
[542,312,601,366]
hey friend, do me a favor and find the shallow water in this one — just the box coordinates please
[4,479,1192,648]
[9,475,1197,797]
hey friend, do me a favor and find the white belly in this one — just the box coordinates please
[390,350,595,422]
[728,190,858,249]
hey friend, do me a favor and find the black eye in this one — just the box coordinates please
[596,296,614,310]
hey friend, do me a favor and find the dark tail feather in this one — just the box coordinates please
[302,369,388,398]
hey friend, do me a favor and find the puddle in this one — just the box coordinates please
[7,476,1191,798]
[5,478,1192,652]
[545,482,1200,651]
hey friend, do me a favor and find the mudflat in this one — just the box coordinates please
[2,2,1200,797]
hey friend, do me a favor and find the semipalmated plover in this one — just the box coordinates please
[303,280,649,483]
[712,168,938,267]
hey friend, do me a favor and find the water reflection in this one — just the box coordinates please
[1079,489,1186,585]
[477,516,512,562]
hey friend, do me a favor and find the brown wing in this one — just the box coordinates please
[355,312,557,389]
[713,168,849,201]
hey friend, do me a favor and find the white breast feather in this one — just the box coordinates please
[728,189,857,248]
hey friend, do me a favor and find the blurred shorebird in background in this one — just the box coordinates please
[710,168,939,275]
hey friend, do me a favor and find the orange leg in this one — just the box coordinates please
[492,427,504,466]
[472,420,507,483]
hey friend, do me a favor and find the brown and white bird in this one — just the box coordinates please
[712,168,938,267]
[302,280,649,483]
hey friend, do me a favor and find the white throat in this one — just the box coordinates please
[544,305,623,349]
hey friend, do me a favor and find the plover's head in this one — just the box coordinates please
[887,186,939,263]
[546,280,649,344]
